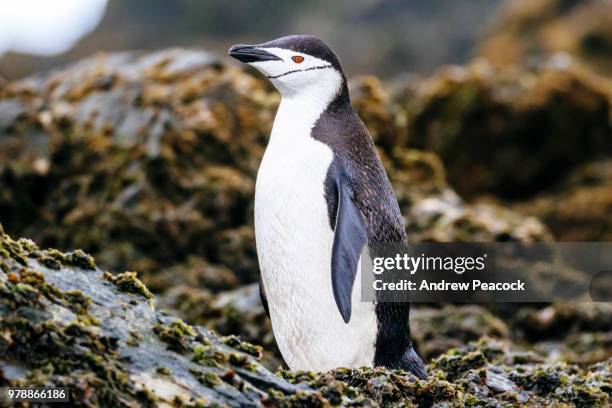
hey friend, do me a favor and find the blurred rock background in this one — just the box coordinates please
[0,0,611,403]
[0,0,502,79]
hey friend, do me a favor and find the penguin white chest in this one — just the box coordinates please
[254,102,377,371]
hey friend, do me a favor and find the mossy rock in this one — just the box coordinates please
[0,227,312,407]
[1,227,611,406]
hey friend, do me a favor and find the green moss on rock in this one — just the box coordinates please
[0,228,329,406]
[154,319,197,353]
[222,335,262,359]
[103,271,153,300]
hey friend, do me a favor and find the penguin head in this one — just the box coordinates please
[229,35,347,99]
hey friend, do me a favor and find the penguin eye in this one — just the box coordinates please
[292,55,304,64]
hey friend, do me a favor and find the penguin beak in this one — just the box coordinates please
[229,44,282,63]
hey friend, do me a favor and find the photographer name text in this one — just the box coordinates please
[373,279,526,292]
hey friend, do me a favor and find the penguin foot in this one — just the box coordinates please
[401,347,428,380]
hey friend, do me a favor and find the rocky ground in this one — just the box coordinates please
[1,227,610,407]
[0,5,611,405]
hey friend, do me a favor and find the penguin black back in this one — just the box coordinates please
[312,90,428,380]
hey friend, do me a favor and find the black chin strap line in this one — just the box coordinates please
[266,64,333,79]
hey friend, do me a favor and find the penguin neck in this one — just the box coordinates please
[274,78,350,138]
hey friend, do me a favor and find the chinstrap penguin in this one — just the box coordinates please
[229,35,427,379]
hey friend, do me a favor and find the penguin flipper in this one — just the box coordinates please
[331,174,368,324]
